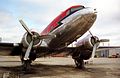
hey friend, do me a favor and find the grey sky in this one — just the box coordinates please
[0,0,120,46]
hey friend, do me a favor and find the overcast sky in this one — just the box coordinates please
[0,0,120,46]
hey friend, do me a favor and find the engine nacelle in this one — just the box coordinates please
[21,31,42,48]
[75,35,99,50]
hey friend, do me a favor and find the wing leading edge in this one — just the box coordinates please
[0,42,16,55]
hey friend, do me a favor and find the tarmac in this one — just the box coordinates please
[0,56,120,78]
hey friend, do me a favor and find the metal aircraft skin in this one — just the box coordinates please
[0,5,106,71]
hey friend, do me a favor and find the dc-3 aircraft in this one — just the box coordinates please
[0,5,109,71]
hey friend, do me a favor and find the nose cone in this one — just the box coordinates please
[84,11,97,23]
[86,13,97,23]
[87,8,97,22]
[80,7,97,23]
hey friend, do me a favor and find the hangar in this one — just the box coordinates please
[96,48,120,58]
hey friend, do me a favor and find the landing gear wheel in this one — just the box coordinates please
[22,60,31,71]
[74,59,84,69]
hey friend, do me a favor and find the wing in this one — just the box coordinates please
[0,42,21,56]
[35,46,75,57]
[0,42,60,57]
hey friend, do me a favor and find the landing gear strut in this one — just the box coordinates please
[20,49,37,71]
[20,52,32,71]
[74,58,84,69]
[22,60,31,71]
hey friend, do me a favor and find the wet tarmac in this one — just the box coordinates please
[0,56,120,78]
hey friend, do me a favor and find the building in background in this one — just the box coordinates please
[96,48,120,58]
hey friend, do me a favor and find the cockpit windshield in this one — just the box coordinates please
[71,6,84,13]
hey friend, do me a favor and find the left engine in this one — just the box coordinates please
[21,31,42,48]
[75,35,99,50]
[72,35,100,60]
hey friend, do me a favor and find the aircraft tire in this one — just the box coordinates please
[74,58,84,69]
[22,60,31,72]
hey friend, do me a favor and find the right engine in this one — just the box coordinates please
[75,34,99,50]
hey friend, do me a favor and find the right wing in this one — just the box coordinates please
[0,42,21,56]
[0,42,54,57]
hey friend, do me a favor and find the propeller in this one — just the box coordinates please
[89,31,94,37]
[100,39,109,42]
[19,20,33,36]
[91,42,99,58]
[19,19,35,60]
[89,31,109,58]
[24,40,33,60]
[19,19,56,60]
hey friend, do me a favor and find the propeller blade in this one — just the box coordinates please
[37,35,56,40]
[89,31,94,37]
[19,19,33,36]
[91,43,98,59]
[24,40,33,60]
[100,39,109,42]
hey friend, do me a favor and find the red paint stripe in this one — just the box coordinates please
[41,5,82,35]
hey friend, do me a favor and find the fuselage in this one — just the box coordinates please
[41,5,97,49]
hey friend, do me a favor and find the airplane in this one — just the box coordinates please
[0,5,108,71]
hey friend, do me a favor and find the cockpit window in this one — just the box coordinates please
[71,6,84,13]
[66,6,85,16]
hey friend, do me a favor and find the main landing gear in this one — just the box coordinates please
[72,51,85,69]
[22,60,31,71]
[20,50,36,72]
[20,52,31,71]
[74,58,84,69]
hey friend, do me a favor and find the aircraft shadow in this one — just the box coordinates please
[0,63,117,78]
[0,63,88,77]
